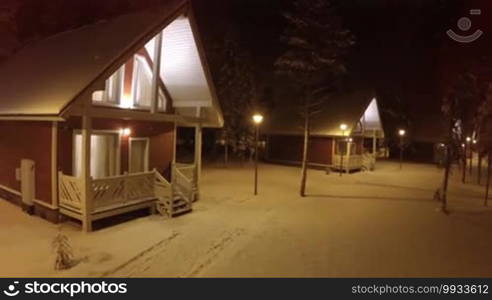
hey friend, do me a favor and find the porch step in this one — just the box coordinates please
[171,206,192,217]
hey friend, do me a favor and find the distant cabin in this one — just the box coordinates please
[0,0,223,231]
[263,90,386,172]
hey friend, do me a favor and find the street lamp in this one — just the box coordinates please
[398,129,406,170]
[253,114,264,195]
[339,124,348,176]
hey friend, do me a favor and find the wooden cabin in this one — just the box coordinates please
[0,0,223,232]
[263,90,385,172]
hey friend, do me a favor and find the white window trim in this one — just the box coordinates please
[72,130,122,178]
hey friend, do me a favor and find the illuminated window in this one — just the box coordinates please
[132,55,153,108]
[104,66,125,104]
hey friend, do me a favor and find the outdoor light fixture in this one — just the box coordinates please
[253,114,264,125]
[398,129,406,137]
[466,137,472,143]
[473,140,478,144]
[121,128,132,137]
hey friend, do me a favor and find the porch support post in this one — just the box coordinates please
[150,32,163,114]
[194,107,202,201]
[81,113,93,232]
[346,140,352,174]
[51,121,59,208]
[372,130,377,167]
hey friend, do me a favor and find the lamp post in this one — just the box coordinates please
[398,129,406,170]
[339,124,348,176]
[253,114,264,195]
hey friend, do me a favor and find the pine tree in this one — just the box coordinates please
[52,231,74,270]
[216,31,259,164]
[275,0,354,196]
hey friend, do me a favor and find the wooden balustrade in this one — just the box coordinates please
[58,172,84,212]
[92,171,155,210]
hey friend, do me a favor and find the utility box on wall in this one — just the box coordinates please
[20,159,35,213]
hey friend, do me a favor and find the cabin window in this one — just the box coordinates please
[132,55,153,108]
[73,133,119,179]
[132,55,167,111]
[336,141,359,155]
[104,66,125,104]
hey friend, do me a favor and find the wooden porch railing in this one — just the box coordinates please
[58,172,84,212]
[173,163,197,202]
[91,171,155,210]
[58,164,197,226]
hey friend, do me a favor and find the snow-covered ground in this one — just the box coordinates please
[2,160,492,277]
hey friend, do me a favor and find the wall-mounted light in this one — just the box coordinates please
[120,128,132,137]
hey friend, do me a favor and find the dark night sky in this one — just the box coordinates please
[2,0,492,141]
[194,0,492,141]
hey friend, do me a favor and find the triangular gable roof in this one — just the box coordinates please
[0,0,223,127]
[263,89,383,137]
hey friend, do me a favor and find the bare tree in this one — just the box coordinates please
[275,0,354,196]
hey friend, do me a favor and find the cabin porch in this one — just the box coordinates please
[58,163,197,231]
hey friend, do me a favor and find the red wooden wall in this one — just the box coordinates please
[0,121,52,204]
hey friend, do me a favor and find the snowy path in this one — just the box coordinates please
[2,160,492,277]
[110,161,492,277]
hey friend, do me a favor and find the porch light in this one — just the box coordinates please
[121,128,132,137]
[253,114,264,125]
[398,129,406,137]
[473,140,478,144]
[466,137,472,143]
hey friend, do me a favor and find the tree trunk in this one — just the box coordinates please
[469,148,473,176]
[485,152,491,207]
[441,144,451,213]
[478,152,483,185]
[300,102,310,197]
[224,143,229,167]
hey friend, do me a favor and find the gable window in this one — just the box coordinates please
[105,66,125,104]
[132,55,153,108]
[92,66,125,105]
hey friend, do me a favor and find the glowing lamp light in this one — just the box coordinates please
[466,137,472,143]
[120,94,133,109]
[398,129,406,137]
[253,114,264,125]
[348,138,353,143]
[120,128,132,137]
[473,140,478,144]
[340,124,348,131]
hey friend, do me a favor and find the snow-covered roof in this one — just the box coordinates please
[0,0,223,127]
[263,89,384,137]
